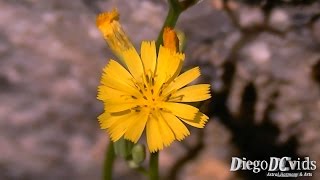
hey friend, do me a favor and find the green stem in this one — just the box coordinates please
[149,152,159,180]
[103,141,115,180]
[155,0,199,49]
[155,0,183,49]
[180,0,199,10]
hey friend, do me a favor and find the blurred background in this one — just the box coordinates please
[0,0,319,179]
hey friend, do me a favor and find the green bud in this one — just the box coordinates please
[176,29,186,52]
[113,138,134,159]
[131,144,146,164]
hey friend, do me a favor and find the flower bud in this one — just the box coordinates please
[131,144,146,164]
[163,27,179,52]
[113,138,133,159]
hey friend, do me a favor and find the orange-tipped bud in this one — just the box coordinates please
[163,27,179,52]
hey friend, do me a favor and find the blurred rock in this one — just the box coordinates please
[238,6,264,28]
[245,41,271,64]
[269,8,291,32]
[312,18,320,43]
[176,120,235,180]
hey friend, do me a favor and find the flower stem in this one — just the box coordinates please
[156,0,182,48]
[155,0,199,49]
[149,152,159,180]
[103,141,115,180]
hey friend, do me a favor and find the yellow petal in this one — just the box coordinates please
[154,46,172,85]
[122,48,144,81]
[147,116,163,152]
[98,86,142,104]
[167,53,185,82]
[154,46,184,93]
[103,97,137,105]
[105,110,134,142]
[162,102,199,120]
[141,41,156,74]
[124,111,149,143]
[180,111,209,128]
[169,84,211,102]
[98,111,132,129]
[160,112,190,141]
[157,112,175,147]
[157,46,184,81]
[162,67,200,96]
[98,112,112,129]
[166,51,185,82]
[100,60,140,96]
[104,102,138,113]
[97,86,130,101]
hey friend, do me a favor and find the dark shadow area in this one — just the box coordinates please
[311,59,320,86]
[208,63,303,179]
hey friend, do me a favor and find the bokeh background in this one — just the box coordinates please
[1,0,320,179]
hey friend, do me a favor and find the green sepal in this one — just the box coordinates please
[176,29,186,52]
[131,144,146,165]
[113,138,134,159]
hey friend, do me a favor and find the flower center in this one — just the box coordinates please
[133,73,168,112]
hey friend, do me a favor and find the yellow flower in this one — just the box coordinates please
[96,10,211,152]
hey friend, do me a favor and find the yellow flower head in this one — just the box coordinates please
[96,10,211,152]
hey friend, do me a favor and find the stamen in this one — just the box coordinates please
[146,74,150,83]
[132,105,142,112]
[165,94,172,101]
[131,95,137,99]
[167,94,184,101]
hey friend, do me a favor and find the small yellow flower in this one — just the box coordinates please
[96,10,211,152]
